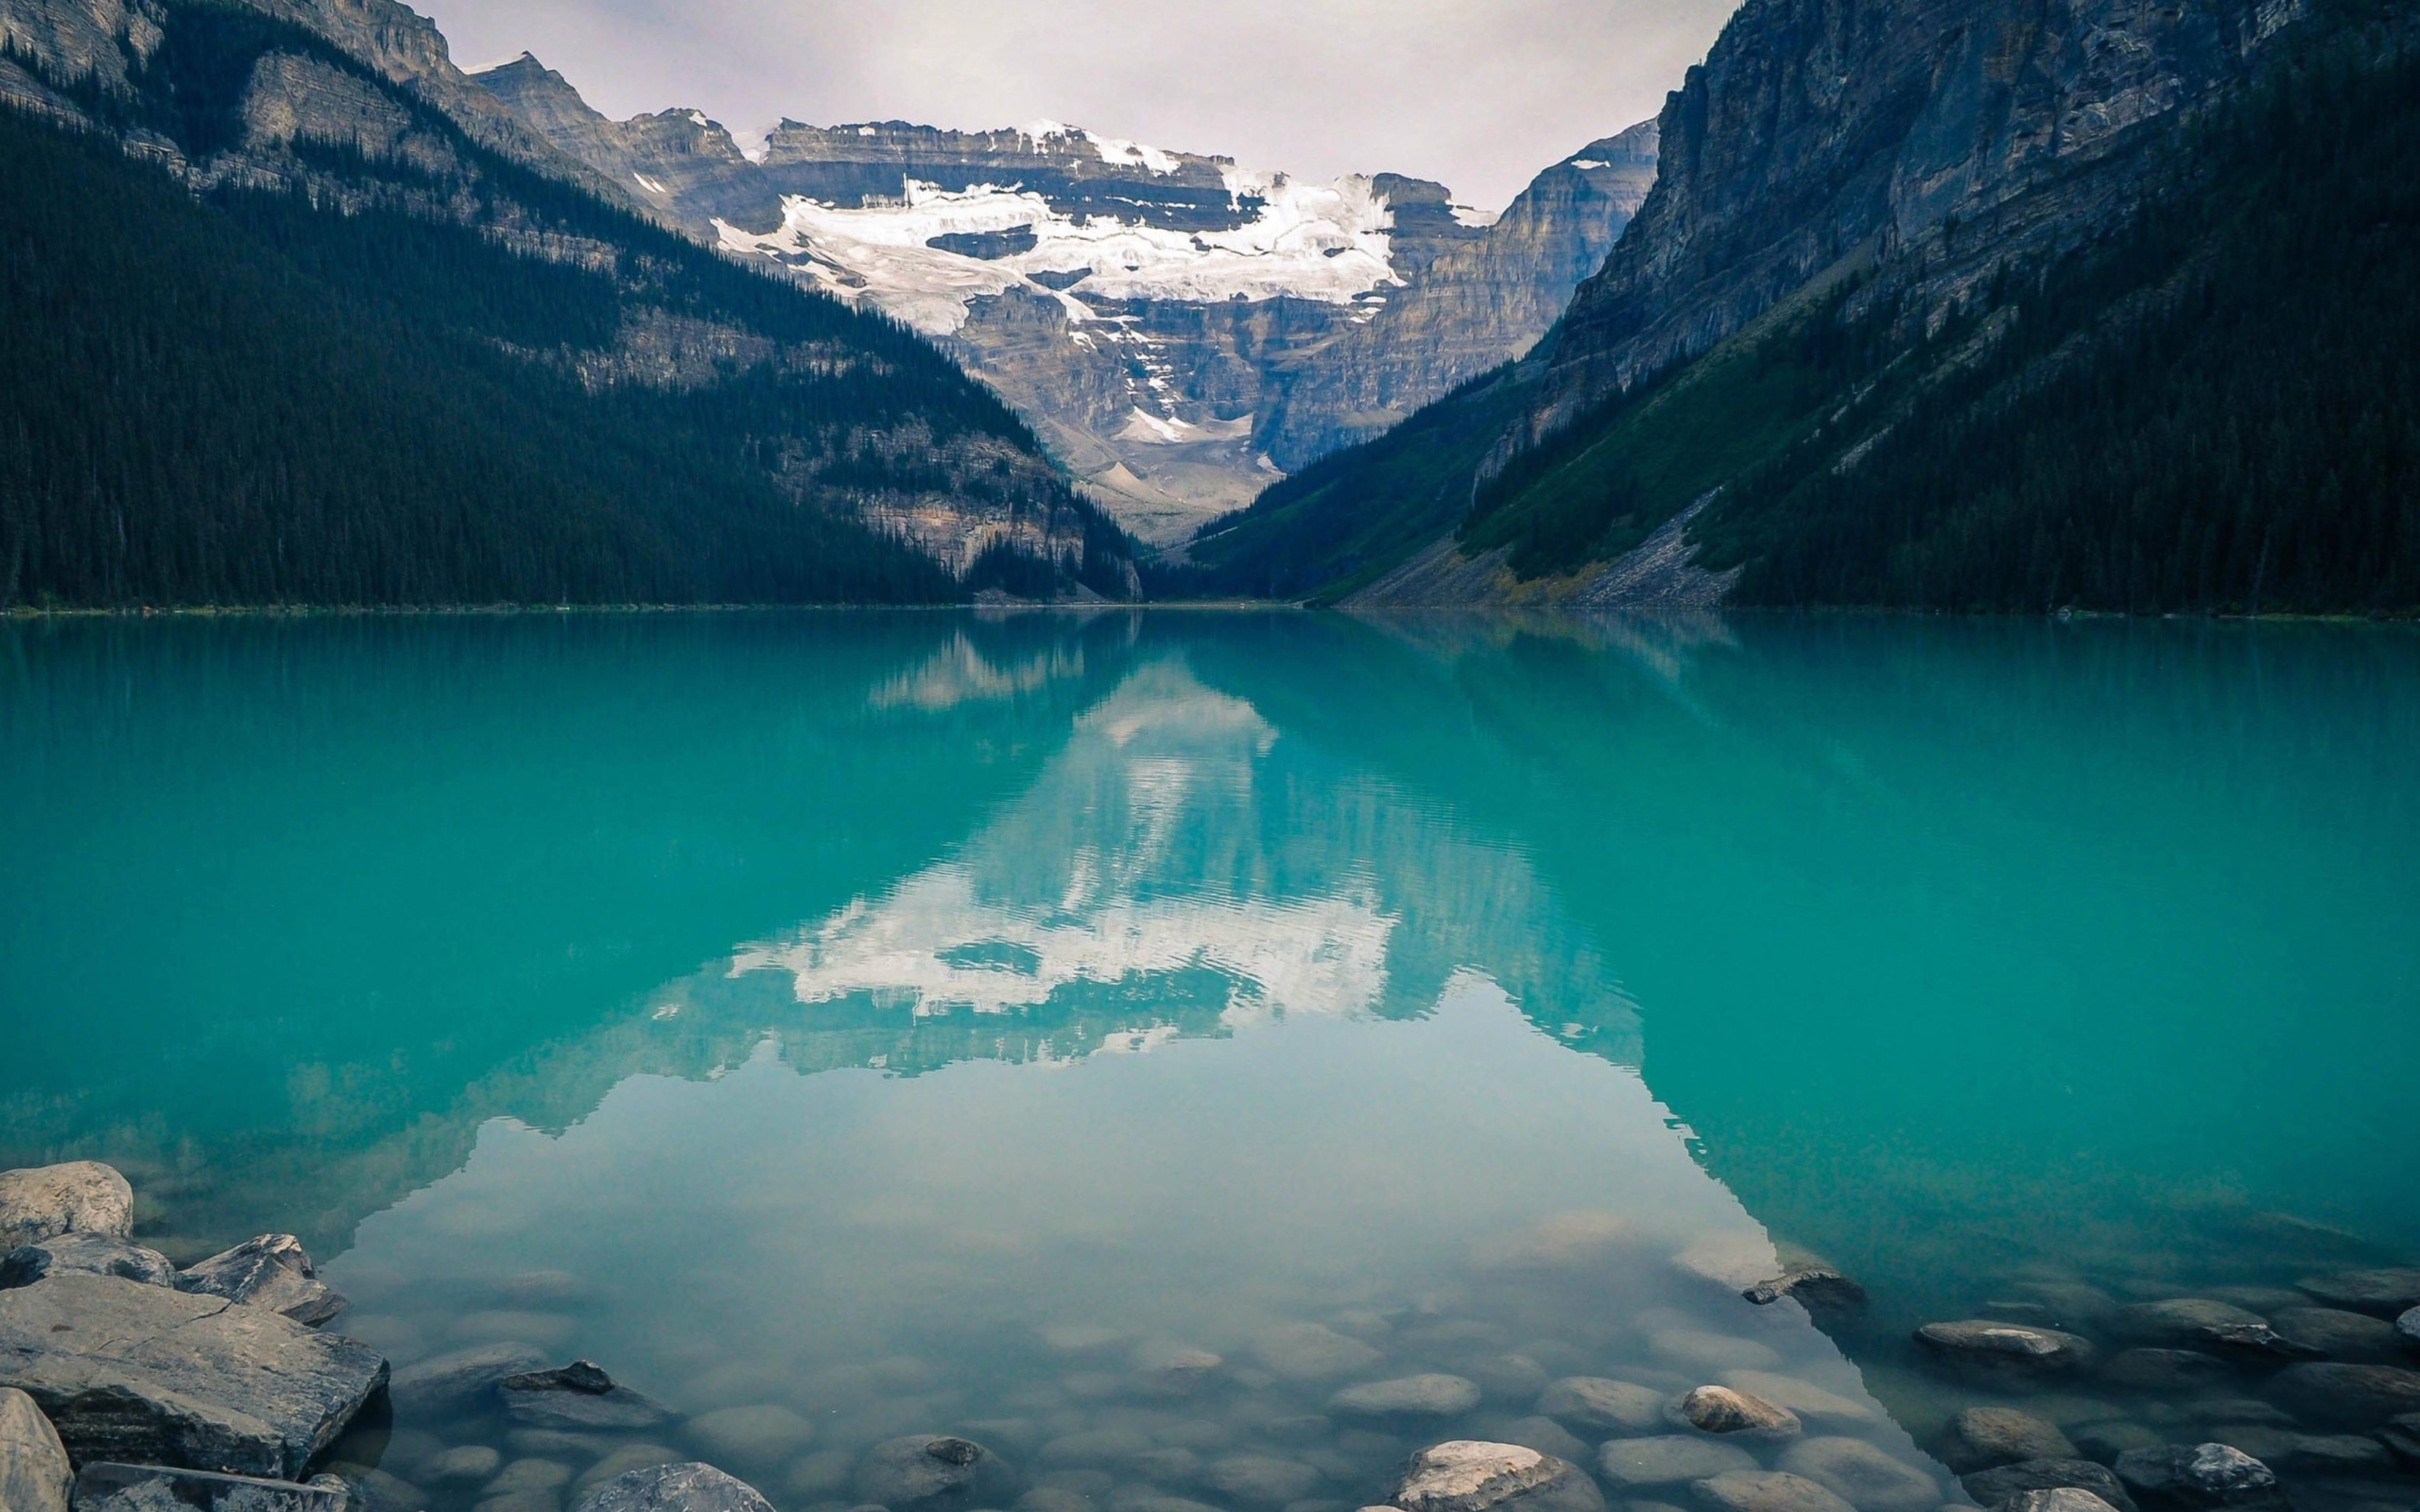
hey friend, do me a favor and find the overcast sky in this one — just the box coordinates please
[423,0,1739,211]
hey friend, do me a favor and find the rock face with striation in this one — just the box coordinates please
[0,1275,387,1478]
[471,54,1656,545]
[1,1238,177,1293]
[177,1239,343,1329]
[572,1463,775,1512]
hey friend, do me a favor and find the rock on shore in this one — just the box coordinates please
[1914,1322,2095,1383]
[178,1238,346,1328]
[572,1462,775,1512]
[0,1165,133,1250]
[0,1274,388,1478]
[1392,1440,1604,1512]
[0,1236,178,1292]
[0,1385,73,1512]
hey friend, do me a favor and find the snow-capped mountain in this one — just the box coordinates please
[474,55,1656,545]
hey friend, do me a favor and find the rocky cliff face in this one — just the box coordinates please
[475,55,1656,545]
[0,0,1128,592]
[1530,0,2305,429]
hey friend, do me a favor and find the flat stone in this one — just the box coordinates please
[2109,1304,2313,1362]
[854,1435,994,1506]
[1943,1410,2078,1474]
[1253,1325,1383,1383]
[74,1463,350,1512]
[0,1275,387,1478]
[488,1461,575,1495]
[2268,1308,2399,1361]
[2100,1351,2231,1391]
[1,1386,71,1512]
[389,1344,549,1418]
[1535,1379,1665,1435]
[2110,1445,2284,1510]
[0,1166,132,1250]
[570,1464,775,1512]
[0,1237,176,1292]
[1464,1356,1551,1402]
[1329,1376,1481,1420]
[2000,1492,2122,1512]
[1689,1469,1856,1512]
[1741,1270,1868,1314]
[684,1405,814,1467]
[1668,1387,1799,1444]
[425,1447,506,1485]
[1132,1342,1222,1397]
[1717,1375,1874,1430]
[2296,1270,2420,1318]
[1205,1454,1321,1505]
[177,1239,344,1329]
[1959,1460,2137,1512]
[1392,1441,1601,1512]
[1773,1441,1938,1512]
[1913,1323,2095,1383]
[500,1364,675,1432]
[1595,1438,1756,1488]
[2268,1363,2420,1427]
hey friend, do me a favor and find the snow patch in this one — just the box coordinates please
[1090,131,1180,175]
[1449,203,1501,228]
[717,170,1401,335]
[632,172,667,195]
[687,110,711,129]
[1121,407,1196,444]
[731,126,772,163]
[1568,159,1608,170]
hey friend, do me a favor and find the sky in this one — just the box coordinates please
[422,0,1740,211]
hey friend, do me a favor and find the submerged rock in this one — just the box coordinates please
[1253,1324,1384,1383]
[1941,1410,2077,1474]
[571,1464,775,1512]
[1330,1376,1482,1420]
[1392,1440,1602,1512]
[2268,1362,2420,1427]
[0,1386,72,1512]
[2205,1427,2390,1474]
[0,1165,133,1250]
[854,1435,994,1507]
[2100,1350,2231,1391]
[2109,1303,2314,1361]
[2295,1269,2420,1318]
[389,1344,549,1418]
[1483,1417,1590,1462]
[178,1237,345,1328]
[2109,1445,2284,1511]
[1717,1374,1874,1430]
[1131,1341,1222,1397]
[1204,1453,1321,1505]
[1668,1386,1800,1443]
[74,1464,352,1512]
[500,1362,675,1432]
[1772,1438,1939,1512]
[1959,1458,2138,1512]
[2378,1411,2420,1462]
[1913,1322,2095,1383]
[424,1448,506,1486]
[2268,1307,2399,1361]
[1689,1469,1856,1512]
[684,1404,814,1467]
[0,1235,177,1291]
[1741,1268,1868,1314]
[1999,1491,2123,1512]
[1595,1437,1756,1488]
[1534,1378,1665,1435]
[0,1274,387,1478]
[2069,1423,2164,1465]
[2397,1306,2419,1353]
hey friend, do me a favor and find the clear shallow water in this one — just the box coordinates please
[3,611,2416,1512]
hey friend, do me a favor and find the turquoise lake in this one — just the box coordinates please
[3,611,2416,1512]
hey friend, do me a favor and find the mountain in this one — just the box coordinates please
[471,55,1657,546]
[0,0,1136,608]
[1182,0,2420,614]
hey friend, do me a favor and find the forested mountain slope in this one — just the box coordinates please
[1177,0,2419,615]
[0,0,1135,608]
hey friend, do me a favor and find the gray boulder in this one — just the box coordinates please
[1959,1459,2138,1512]
[2108,1303,2314,1362]
[854,1435,994,1507]
[1534,1378,1665,1435]
[2268,1362,2420,1428]
[0,1166,132,1250]
[1741,1268,1868,1314]
[1913,1322,2095,1383]
[1252,1324,1383,1383]
[1668,1387,1799,1443]
[73,1464,352,1512]
[571,1464,775,1512]
[1328,1376,1481,1420]
[177,1238,345,1328]
[2000,1491,2123,1512]
[387,1344,548,1418]
[2268,1307,2399,1361]
[1,1386,71,1512]
[1772,1439,1939,1512]
[1392,1441,1603,1512]
[0,1274,387,1478]
[1942,1409,2077,1473]
[1596,1437,1757,1488]
[2109,1445,2284,1511]
[0,1237,176,1292]
[499,1362,674,1432]
[1689,1469,1856,1512]
[2295,1268,2420,1318]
